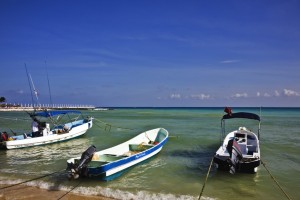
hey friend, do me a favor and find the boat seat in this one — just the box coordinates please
[246,135,258,155]
[247,145,258,155]
[129,144,153,151]
[238,144,247,155]
[247,138,257,146]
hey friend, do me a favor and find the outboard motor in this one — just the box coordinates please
[68,145,96,179]
[226,139,243,174]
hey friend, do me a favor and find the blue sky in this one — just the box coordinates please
[1,0,300,107]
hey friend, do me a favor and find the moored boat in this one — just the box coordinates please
[67,128,169,180]
[214,108,261,174]
[0,110,93,150]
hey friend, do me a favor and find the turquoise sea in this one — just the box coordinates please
[0,107,299,200]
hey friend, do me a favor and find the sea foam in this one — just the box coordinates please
[0,178,216,200]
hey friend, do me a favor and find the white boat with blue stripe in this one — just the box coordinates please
[67,128,169,180]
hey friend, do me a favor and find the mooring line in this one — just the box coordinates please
[261,160,292,200]
[198,156,214,200]
[0,169,65,190]
[57,181,82,200]
[93,117,135,131]
[92,120,111,131]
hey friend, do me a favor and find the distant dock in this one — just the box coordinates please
[0,103,95,111]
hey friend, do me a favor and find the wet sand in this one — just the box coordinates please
[0,184,115,200]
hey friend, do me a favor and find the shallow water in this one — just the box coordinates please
[0,107,299,199]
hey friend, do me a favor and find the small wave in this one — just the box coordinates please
[0,179,217,200]
[70,186,217,200]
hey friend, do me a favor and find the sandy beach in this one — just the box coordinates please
[0,184,115,200]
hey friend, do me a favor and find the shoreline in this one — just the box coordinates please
[0,107,93,112]
[0,108,36,111]
[0,184,115,200]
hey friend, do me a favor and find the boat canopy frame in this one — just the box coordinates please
[32,110,82,118]
[220,112,261,143]
[29,110,85,127]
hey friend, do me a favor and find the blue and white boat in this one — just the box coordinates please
[0,110,93,150]
[67,128,169,180]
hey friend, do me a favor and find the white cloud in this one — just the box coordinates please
[170,93,181,99]
[263,93,271,97]
[190,94,211,100]
[17,90,24,94]
[220,60,240,64]
[284,89,300,96]
[232,93,248,98]
[257,92,260,97]
[274,90,280,97]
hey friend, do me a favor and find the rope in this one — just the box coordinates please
[93,118,135,131]
[261,160,292,200]
[92,120,111,131]
[0,169,65,190]
[198,156,214,200]
[57,181,81,200]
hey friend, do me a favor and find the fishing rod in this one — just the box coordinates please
[25,63,35,107]
[29,73,40,107]
[45,60,53,106]
[8,128,17,136]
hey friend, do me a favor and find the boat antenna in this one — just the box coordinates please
[258,106,262,139]
[259,106,262,117]
[25,63,35,107]
[45,59,53,106]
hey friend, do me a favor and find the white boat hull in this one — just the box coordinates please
[3,120,93,149]
[214,127,260,173]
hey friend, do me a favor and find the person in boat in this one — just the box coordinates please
[0,131,15,141]
[31,117,42,137]
[0,131,9,142]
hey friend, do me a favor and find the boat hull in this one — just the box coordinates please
[214,156,260,173]
[2,120,93,150]
[67,128,168,180]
